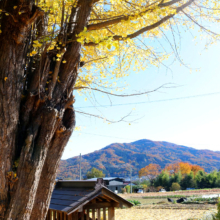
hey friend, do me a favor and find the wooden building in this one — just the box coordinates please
[46,178,133,220]
[87,177,125,193]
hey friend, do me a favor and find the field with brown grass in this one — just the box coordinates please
[116,189,219,220]
[120,189,220,199]
[116,208,212,220]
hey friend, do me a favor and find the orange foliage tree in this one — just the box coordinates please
[139,164,161,183]
[165,162,204,175]
[179,162,192,175]
[164,162,180,174]
[191,165,204,175]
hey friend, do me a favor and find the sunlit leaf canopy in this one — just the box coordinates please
[17,0,220,93]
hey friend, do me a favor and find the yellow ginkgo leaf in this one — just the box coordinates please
[107,44,112,50]
[4,77,8,81]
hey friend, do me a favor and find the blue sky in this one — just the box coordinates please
[62,30,220,160]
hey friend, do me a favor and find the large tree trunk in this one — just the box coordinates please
[0,0,92,219]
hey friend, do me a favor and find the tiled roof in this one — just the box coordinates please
[49,179,132,214]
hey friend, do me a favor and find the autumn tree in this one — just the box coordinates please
[191,165,204,175]
[0,0,219,219]
[164,162,180,174]
[165,162,204,175]
[139,164,161,184]
[179,162,192,175]
[86,167,105,179]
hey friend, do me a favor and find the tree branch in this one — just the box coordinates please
[87,0,183,31]
[75,110,132,123]
[73,83,177,97]
[85,0,195,46]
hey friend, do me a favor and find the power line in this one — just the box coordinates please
[76,91,220,109]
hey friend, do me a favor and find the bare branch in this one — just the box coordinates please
[73,83,177,97]
[75,110,132,123]
[181,10,219,36]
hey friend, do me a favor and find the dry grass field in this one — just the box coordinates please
[119,189,220,199]
[115,208,210,220]
[116,189,219,220]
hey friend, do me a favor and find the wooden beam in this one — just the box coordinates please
[102,189,119,203]
[102,188,133,208]
[108,207,115,220]
[100,195,111,202]
[84,202,119,209]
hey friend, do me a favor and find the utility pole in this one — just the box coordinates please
[79,153,82,180]
[130,165,132,193]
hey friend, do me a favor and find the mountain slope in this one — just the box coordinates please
[57,139,220,179]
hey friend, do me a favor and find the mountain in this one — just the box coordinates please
[57,139,220,179]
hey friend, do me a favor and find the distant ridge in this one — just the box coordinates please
[58,139,220,179]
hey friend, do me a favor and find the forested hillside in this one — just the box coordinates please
[57,139,220,179]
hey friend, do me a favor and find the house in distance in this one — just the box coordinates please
[86,177,125,193]
[47,178,133,220]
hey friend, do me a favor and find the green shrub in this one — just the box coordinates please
[127,199,141,206]
[170,182,181,191]
[125,185,130,193]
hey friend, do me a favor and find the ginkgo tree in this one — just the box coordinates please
[0,0,219,219]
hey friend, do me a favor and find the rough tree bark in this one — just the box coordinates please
[0,0,199,218]
[0,0,92,219]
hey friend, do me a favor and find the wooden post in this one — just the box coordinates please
[108,207,115,220]
[64,213,67,220]
[71,212,78,220]
[81,211,84,220]
[48,210,51,220]
[92,208,95,220]
[97,208,101,220]
[67,214,72,220]
[86,209,90,220]
[59,211,63,220]
[103,208,106,220]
